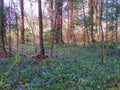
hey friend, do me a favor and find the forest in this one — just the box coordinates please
[0,0,120,89]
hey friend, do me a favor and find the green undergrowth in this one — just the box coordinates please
[0,44,120,90]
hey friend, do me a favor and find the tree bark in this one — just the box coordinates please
[54,0,63,44]
[50,3,59,57]
[38,0,45,58]
[68,0,75,43]
[82,0,87,47]
[8,3,12,55]
[19,0,25,44]
[99,0,104,64]
[12,0,19,50]
[105,0,108,41]
[0,0,6,56]
[88,0,96,43]
[115,0,118,46]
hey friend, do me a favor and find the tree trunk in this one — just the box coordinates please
[12,0,19,50]
[38,0,45,58]
[99,0,104,64]
[54,0,63,44]
[19,0,25,44]
[105,0,108,41]
[88,0,96,43]
[50,3,59,57]
[59,0,63,44]
[82,0,87,46]
[0,0,6,56]
[8,3,12,55]
[50,0,53,30]
[115,0,118,46]
[68,0,75,43]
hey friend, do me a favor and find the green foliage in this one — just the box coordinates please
[15,53,20,63]
[104,42,117,49]
[0,44,120,89]
[43,30,52,45]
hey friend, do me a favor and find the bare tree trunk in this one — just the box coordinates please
[50,0,53,30]
[0,0,7,56]
[16,14,19,50]
[94,0,98,40]
[67,0,70,44]
[50,3,59,57]
[59,0,63,44]
[105,0,108,42]
[88,0,96,43]
[12,1,19,50]
[99,0,104,64]
[115,0,118,46]
[111,0,114,42]
[19,0,25,44]
[68,0,75,43]
[8,3,12,55]
[54,0,63,44]
[11,0,19,50]
[38,0,45,58]
[82,0,87,47]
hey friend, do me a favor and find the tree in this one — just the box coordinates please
[68,0,75,43]
[19,0,25,44]
[12,0,19,50]
[115,0,118,45]
[8,3,12,55]
[105,0,108,41]
[38,0,45,58]
[88,0,96,43]
[54,0,63,44]
[99,0,104,64]
[82,0,87,46]
[49,0,53,30]
[0,0,6,56]
[25,11,36,45]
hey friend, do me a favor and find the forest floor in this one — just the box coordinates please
[0,43,120,90]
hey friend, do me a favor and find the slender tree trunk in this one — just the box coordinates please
[88,0,96,43]
[30,3,36,45]
[19,0,25,44]
[68,0,76,44]
[0,0,6,56]
[8,4,11,55]
[67,0,70,44]
[50,0,53,30]
[94,0,98,39]
[12,0,19,50]
[38,0,45,58]
[99,0,104,64]
[115,0,118,46]
[59,0,63,44]
[111,0,114,42]
[98,0,102,41]
[50,2,59,57]
[54,0,63,44]
[105,0,108,42]
[54,1,58,44]
[82,0,87,47]
[16,14,19,50]
[13,1,19,50]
